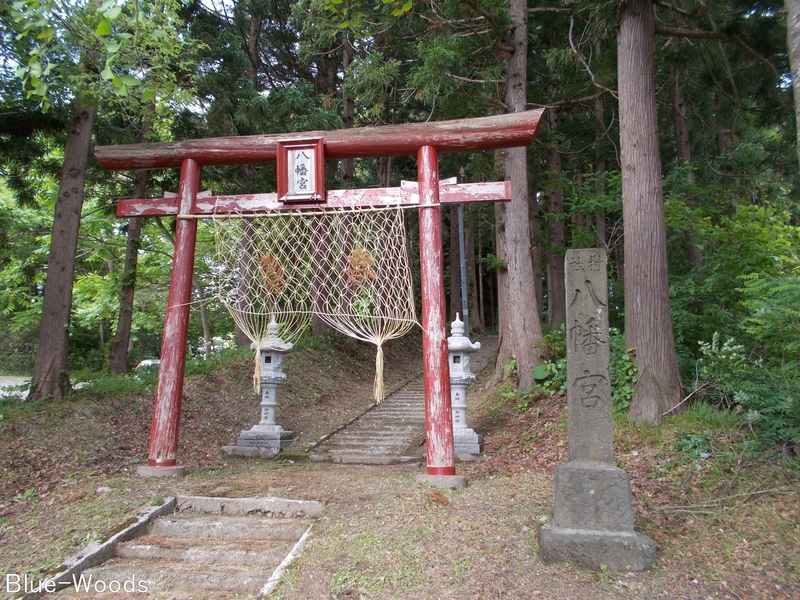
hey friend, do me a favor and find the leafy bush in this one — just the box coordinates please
[528,327,639,414]
[693,332,800,450]
[609,331,639,414]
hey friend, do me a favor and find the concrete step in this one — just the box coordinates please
[308,452,421,465]
[357,414,423,421]
[324,444,415,455]
[328,435,417,444]
[148,514,308,541]
[115,536,294,567]
[60,558,270,596]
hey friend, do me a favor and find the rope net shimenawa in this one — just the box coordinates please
[211,205,418,402]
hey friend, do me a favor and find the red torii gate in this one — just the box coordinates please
[95,109,544,487]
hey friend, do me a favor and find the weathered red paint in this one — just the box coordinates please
[115,181,512,218]
[417,145,456,477]
[95,110,544,170]
[147,158,200,468]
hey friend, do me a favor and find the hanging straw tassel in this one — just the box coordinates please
[253,345,262,395]
[373,343,385,403]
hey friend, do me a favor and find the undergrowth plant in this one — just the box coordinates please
[693,332,799,451]
[528,327,639,414]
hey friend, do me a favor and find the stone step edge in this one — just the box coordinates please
[175,495,324,518]
[260,523,313,597]
[17,497,178,600]
[308,453,422,465]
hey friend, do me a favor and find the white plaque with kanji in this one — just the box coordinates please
[277,138,325,203]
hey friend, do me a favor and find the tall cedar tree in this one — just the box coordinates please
[495,0,546,391]
[788,0,800,168]
[30,104,96,399]
[618,0,683,421]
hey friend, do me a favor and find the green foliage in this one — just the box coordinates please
[609,335,639,414]
[527,328,639,414]
[481,253,506,272]
[676,431,713,460]
[739,273,800,371]
[10,0,195,111]
[531,359,567,398]
[667,196,800,375]
[322,0,412,33]
[693,333,800,450]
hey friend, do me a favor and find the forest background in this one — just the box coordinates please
[0,0,798,450]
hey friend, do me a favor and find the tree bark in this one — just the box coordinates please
[494,0,546,390]
[594,42,607,250]
[465,219,484,334]
[341,31,355,185]
[528,189,543,323]
[671,66,702,267]
[787,0,800,168]
[30,104,96,400]
[595,92,607,249]
[671,66,693,169]
[193,274,212,358]
[108,169,148,374]
[546,107,566,328]
[618,0,683,422]
[449,204,461,320]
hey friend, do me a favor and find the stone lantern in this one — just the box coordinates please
[447,314,482,455]
[223,319,294,458]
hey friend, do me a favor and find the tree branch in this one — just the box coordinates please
[654,25,783,81]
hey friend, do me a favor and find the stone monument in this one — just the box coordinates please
[538,248,656,571]
[223,319,294,458]
[447,314,482,456]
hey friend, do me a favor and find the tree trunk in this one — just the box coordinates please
[30,104,96,400]
[465,220,484,334]
[618,0,683,422]
[671,66,702,267]
[449,204,461,320]
[341,31,355,185]
[193,274,212,358]
[494,0,546,390]
[378,156,391,187]
[715,90,733,154]
[595,87,607,249]
[528,189,543,322]
[791,0,800,167]
[546,107,566,329]
[108,169,148,374]
[670,66,693,169]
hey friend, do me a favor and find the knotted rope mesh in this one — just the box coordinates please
[212,206,418,402]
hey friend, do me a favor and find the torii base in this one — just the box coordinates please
[416,473,467,489]
[136,464,186,478]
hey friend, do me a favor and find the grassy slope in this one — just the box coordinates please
[0,332,798,599]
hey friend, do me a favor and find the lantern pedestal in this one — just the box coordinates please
[447,315,482,456]
[223,321,294,459]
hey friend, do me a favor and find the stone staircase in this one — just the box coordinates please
[309,335,498,465]
[309,378,427,464]
[40,496,323,600]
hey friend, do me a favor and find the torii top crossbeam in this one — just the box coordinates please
[97,110,544,486]
[95,110,543,169]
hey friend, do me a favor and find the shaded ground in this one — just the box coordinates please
[1,332,798,599]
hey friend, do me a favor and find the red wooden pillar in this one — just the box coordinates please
[417,146,464,487]
[138,158,200,477]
